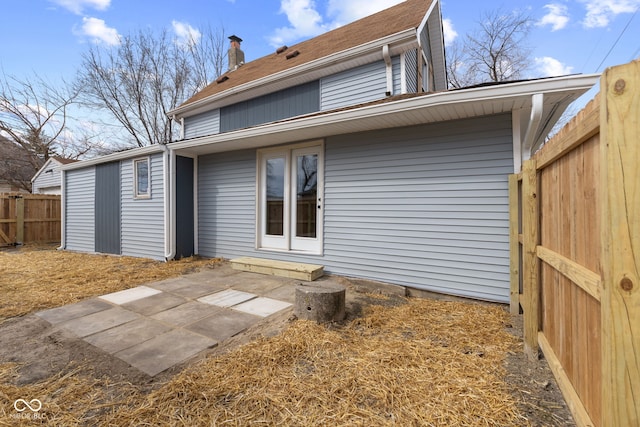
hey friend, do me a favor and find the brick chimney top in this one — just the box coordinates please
[227,35,245,70]
[229,35,242,47]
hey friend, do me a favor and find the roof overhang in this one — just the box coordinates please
[170,73,600,157]
[62,144,166,171]
[169,29,419,119]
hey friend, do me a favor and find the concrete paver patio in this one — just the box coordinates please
[35,264,297,376]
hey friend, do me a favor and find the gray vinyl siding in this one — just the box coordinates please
[198,149,256,256]
[323,114,513,302]
[392,56,401,95]
[65,167,95,252]
[184,109,220,139]
[120,153,166,260]
[32,160,62,193]
[405,50,418,93]
[220,81,319,133]
[197,114,513,302]
[420,23,432,66]
[320,60,388,110]
[94,162,121,254]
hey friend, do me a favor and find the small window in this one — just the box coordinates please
[133,158,150,198]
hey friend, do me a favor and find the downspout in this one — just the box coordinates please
[522,93,544,161]
[161,144,176,261]
[173,114,184,140]
[383,44,393,96]
[58,169,66,250]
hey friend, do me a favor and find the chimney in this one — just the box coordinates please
[228,35,245,71]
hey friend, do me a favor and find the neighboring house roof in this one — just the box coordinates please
[31,156,78,184]
[172,0,439,117]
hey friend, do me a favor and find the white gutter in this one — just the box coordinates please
[171,74,599,153]
[169,29,417,118]
[383,44,393,96]
[58,169,66,250]
[522,93,544,161]
[61,144,165,171]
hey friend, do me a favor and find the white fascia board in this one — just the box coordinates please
[61,144,166,171]
[169,29,417,118]
[171,73,599,155]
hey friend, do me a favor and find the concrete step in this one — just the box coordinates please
[230,257,324,281]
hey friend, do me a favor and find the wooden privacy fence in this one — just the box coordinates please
[510,60,639,427]
[0,193,61,246]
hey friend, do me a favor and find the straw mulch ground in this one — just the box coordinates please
[0,245,219,322]
[1,298,524,426]
[112,299,521,426]
[0,246,554,426]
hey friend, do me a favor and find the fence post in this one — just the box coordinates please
[16,195,24,245]
[600,60,640,427]
[522,159,540,360]
[508,174,520,315]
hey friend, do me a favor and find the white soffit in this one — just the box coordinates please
[172,74,599,156]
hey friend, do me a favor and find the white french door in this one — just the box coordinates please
[258,142,323,254]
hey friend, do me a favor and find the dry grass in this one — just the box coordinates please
[101,299,522,426]
[0,245,219,322]
[0,246,526,426]
[1,299,522,426]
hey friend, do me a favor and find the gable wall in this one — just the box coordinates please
[197,114,514,302]
[33,160,62,194]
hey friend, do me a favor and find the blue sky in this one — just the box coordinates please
[1,0,638,82]
[0,0,638,148]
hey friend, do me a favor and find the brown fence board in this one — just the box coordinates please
[0,193,61,246]
[513,61,640,427]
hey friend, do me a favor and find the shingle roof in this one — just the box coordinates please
[180,0,434,107]
[52,156,78,165]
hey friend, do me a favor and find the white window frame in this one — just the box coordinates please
[133,157,151,199]
[256,140,324,255]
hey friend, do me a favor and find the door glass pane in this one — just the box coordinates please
[266,157,285,236]
[295,154,317,238]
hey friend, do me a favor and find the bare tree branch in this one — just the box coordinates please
[446,8,533,88]
[76,24,226,147]
[0,71,84,191]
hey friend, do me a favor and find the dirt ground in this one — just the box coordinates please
[0,246,575,426]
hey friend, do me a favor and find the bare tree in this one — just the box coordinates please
[447,8,533,88]
[0,72,79,191]
[77,25,226,147]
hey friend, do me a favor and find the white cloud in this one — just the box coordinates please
[442,18,458,46]
[268,0,405,47]
[580,0,640,28]
[535,56,574,76]
[326,0,404,25]
[78,17,120,45]
[269,0,329,47]
[172,20,201,47]
[538,4,570,31]
[50,0,110,15]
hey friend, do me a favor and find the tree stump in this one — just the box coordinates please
[294,282,346,322]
